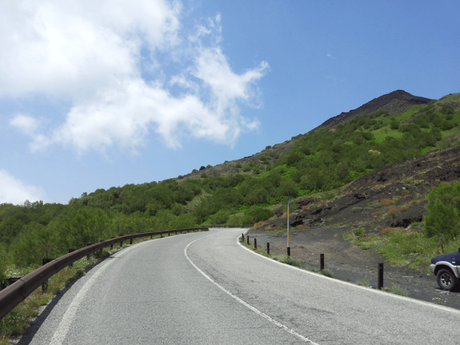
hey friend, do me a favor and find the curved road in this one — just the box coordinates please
[25,228,460,344]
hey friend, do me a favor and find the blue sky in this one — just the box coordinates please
[1,0,459,204]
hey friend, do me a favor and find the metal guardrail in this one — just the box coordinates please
[0,227,207,321]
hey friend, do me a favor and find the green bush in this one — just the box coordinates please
[361,131,375,141]
[246,188,270,205]
[208,209,232,225]
[277,180,299,199]
[242,207,274,224]
[440,120,454,131]
[227,214,242,226]
[424,182,460,243]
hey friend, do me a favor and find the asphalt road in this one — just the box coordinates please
[23,228,460,344]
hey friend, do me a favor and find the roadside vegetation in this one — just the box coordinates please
[343,180,460,272]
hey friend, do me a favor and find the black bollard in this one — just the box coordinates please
[378,263,384,289]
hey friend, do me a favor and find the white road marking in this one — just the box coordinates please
[184,235,319,345]
[49,241,151,345]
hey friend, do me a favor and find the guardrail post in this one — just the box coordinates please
[86,243,92,259]
[378,263,384,289]
[130,238,133,245]
[254,238,257,250]
[287,247,290,257]
[320,254,324,271]
[120,240,123,248]
[247,236,250,245]
[267,242,270,255]
[68,249,75,267]
[241,233,245,242]
[42,258,53,293]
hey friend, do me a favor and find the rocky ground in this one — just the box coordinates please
[249,145,460,310]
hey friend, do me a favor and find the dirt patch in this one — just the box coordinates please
[247,226,460,310]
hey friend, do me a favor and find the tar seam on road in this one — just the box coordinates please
[184,234,318,345]
[237,230,460,315]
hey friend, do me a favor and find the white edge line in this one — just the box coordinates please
[237,230,460,315]
[184,234,318,345]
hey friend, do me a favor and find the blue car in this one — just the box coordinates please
[430,248,460,290]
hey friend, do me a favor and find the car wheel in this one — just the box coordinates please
[437,268,457,290]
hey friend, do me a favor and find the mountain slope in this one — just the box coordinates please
[181,90,433,180]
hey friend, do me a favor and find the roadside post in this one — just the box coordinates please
[378,263,384,289]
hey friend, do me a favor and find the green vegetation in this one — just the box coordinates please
[1,94,460,342]
[356,278,370,286]
[424,181,460,247]
[382,285,408,297]
[341,181,460,272]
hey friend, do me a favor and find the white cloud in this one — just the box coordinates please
[2,1,268,153]
[0,169,44,204]
[0,0,179,100]
[10,114,40,136]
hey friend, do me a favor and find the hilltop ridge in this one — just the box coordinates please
[317,90,432,130]
[183,90,433,180]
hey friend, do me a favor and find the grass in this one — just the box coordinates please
[343,224,460,273]
[0,254,100,344]
[356,278,370,286]
[382,285,408,297]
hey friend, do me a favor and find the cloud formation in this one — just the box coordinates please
[0,170,44,204]
[2,0,268,153]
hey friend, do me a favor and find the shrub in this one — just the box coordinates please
[361,131,375,141]
[286,152,302,166]
[227,214,242,226]
[242,207,275,224]
[277,180,299,199]
[208,209,232,224]
[424,181,460,242]
[439,121,454,131]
